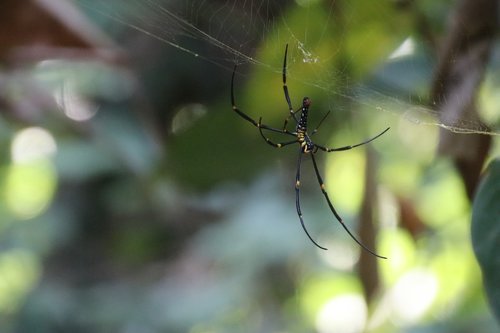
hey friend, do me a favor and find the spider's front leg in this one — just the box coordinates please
[282,44,300,126]
[231,65,266,128]
[231,65,295,136]
[310,111,331,136]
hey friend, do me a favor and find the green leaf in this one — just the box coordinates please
[471,158,500,324]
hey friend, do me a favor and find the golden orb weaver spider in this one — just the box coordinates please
[231,44,389,259]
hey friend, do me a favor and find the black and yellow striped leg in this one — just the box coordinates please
[282,107,302,133]
[295,149,328,250]
[258,118,297,148]
[282,44,300,125]
[316,127,390,152]
[310,153,386,259]
[231,65,296,136]
[310,111,331,136]
[231,67,258,127]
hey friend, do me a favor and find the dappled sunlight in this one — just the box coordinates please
[428,240,480,318]
[380,158,423,195]
[54,81,99,122]
[388,268,439,324]
[378,187,399,229]
[316,294,367,333]
[171,103,208,135]
[0,249,41,315]
[4,127,58,220]
[389,37,416,60]
[3,159,57,220]
[397,114,438,159]
[299,274,363,322]
[369,268,439,330]
[35,59,135,122]
[319,239,359,270]
[0,0,497,331]
[378,229,417,285]
[417,165,470,228]
[324,148,365,213]
[11,127,57,163]
[478,71,500,125]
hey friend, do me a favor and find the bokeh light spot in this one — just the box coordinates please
[54,82,99,122]
[4,160,57,220]
[389,269,438,324]
[0,249,41,314]
[11,127,57,163]
[315,294,367,333]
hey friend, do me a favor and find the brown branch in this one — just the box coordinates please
[430,0,497,200]
[358,147,380,302]
[0,0,122,65]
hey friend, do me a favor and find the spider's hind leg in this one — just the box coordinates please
[295,149,328,250]
[310,153,387,259]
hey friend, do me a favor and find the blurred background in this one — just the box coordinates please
[0,0,499,332]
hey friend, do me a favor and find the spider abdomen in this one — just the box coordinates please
[297,97,311,132]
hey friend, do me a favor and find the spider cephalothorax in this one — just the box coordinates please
[231,44,389,258]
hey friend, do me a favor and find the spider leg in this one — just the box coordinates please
[282,44,300,124]
[231,65,259,127]
[295,148,328,250]
[310,153,387,259]
[258,118,298,148]
[231,65,295,136]
[282,106,302,132]
[310,111,331,136]
[316,127,390,152]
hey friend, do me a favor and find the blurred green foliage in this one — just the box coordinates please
[0,0,499,332]
[472,159,500,324]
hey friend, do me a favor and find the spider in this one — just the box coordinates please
[231,44,389,259]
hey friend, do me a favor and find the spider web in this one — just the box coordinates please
[75,0,499,136]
